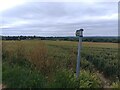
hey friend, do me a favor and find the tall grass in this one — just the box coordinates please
[2,41,48,88]
[48,69,101,88]
[2,40,118,88]
[2,41,30,67]
[27,42,47,73]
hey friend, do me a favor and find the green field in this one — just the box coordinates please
[2,40,119,88]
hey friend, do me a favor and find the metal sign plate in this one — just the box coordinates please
[76,30,81,36]
[76,29,83,37]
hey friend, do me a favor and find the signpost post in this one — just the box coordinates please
[76,29,84,79]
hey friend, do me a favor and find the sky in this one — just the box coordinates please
[0,0,119,36]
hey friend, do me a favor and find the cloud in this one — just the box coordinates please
[1,1,118,36]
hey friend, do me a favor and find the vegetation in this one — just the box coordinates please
[2,40,119,88]
[82,47,119,80]
[2,36,119,43]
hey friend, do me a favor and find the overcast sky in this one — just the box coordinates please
[0,0,119,36]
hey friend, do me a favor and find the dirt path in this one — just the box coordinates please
[91,66,111,88]
[96,72,111,88]
[87,61,111,88]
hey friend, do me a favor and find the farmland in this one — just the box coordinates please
[2,40,119,88]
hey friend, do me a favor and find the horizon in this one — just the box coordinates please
[0,35,119,38]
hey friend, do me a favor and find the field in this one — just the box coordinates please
[2,40,119,88]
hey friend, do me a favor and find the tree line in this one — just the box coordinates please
[1,36,119,43]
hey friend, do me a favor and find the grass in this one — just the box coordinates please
[44,40,118,48]
[48,69,101,88]
[2,40,119,88]
[2,63,46,88]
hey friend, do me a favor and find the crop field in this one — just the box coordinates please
[2,40,119,88]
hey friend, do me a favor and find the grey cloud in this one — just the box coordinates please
[1,2,118,36]
[2,2,117,21]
